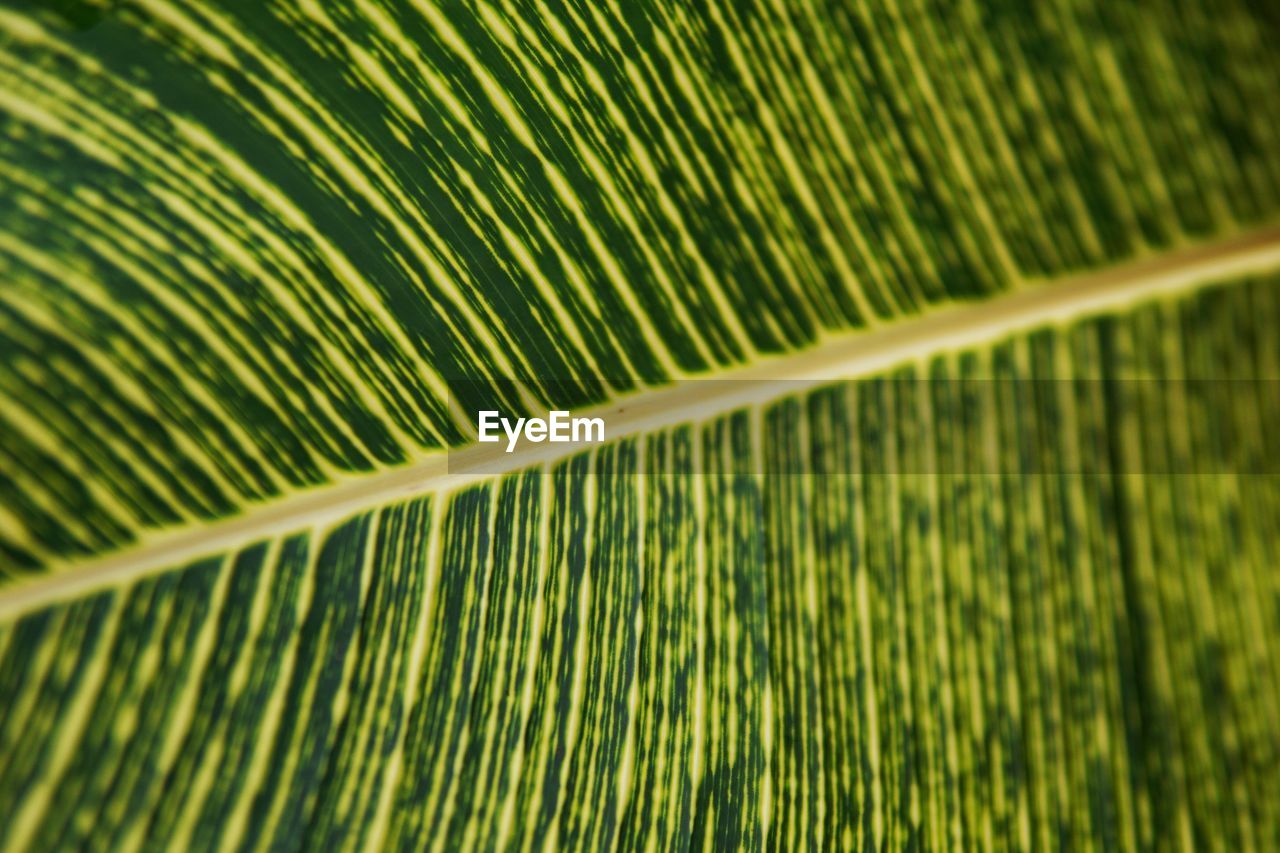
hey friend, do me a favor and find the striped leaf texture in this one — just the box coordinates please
[1,0,1279,850]
[3,273,1280,850]
[3,0,1280,572]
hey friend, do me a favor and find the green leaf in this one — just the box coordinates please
[2,0,1280,849]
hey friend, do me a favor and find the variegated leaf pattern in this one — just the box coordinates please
[2,0,1280,571]
[1,0,1279,850]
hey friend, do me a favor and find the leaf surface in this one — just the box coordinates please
[2,0,1280,849]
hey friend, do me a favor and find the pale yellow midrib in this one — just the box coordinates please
[3,223,1280,621]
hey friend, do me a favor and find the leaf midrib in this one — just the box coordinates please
[4,223,1280,619]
